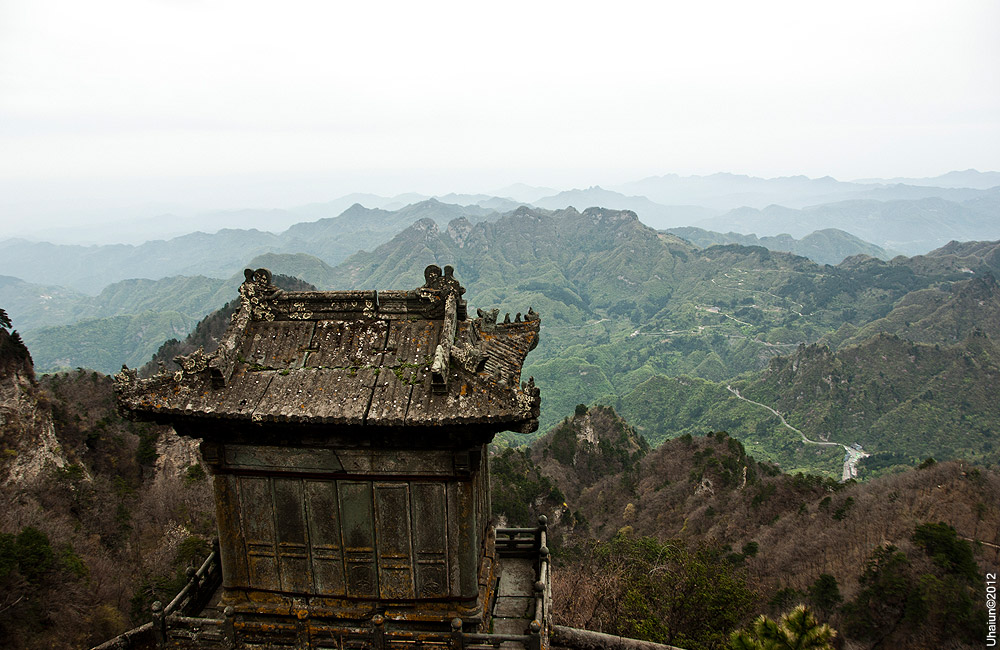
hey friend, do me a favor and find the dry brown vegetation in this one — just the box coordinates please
[559,430,999,600]
[0,368,213,648]
[499,408,998,649]
[3,299,997,648]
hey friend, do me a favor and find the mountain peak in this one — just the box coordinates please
[581,207,639,224]
[409,217,439,233]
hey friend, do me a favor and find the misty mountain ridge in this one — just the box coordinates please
[698,195,1000,255]
[10,184,980,297]
[7,168,996,248]
[666,227,895,265]
[0,198,503,294]
[617,172,864,210]
[854,168,1000,189]
[531,185,720,229]
[488,183,558,203]
[12,204,1000,378]
[615,169,1000,210]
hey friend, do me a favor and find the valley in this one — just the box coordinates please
[5,0,997,643]
[5,178,1000,478]
[725,385,868,481]
[2,173,1000,647]
[491,406,998,649]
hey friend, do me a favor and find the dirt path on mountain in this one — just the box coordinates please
[726,385,868,480]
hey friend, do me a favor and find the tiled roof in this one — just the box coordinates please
[115,266,540,433]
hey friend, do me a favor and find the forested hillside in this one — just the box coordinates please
[7,200,1000,477]
[2,306,996,647]
[20,204,994,476]
[323,207,1000,475]
[619,331,1000,474]
[492,407,997,649]
[0,311,214,648]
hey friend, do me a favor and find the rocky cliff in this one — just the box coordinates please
[0,310,68,486]
[0,308,213,649]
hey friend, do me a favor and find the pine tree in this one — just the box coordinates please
[730,605,836,650]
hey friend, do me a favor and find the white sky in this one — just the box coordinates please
[1,0,999,229]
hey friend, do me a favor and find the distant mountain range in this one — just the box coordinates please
[532,186,719,229]
[73,199,1000,476]
[666,227,894,265]
[5,170,998,289]
[854,169,1000,189]
[3,170,1000,478]
[618,169,1000,206]
[37,170,991,246]
[0,199,501,294]
[697,192,1000,256]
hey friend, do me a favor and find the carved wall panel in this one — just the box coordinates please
[219,474,470,600]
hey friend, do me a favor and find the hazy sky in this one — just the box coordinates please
[1,0,999,230]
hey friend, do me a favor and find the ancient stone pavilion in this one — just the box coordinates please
[111,265,551,650]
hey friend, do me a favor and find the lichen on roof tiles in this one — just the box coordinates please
[115,265,540,433]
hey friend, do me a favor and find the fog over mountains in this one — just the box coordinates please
[2,170,1000,647]
[3,169,1000,431]
[3,189,1000,479]
[6,169,999,247]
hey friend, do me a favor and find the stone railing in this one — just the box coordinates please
[151,538,224,646]
[459,516,551,650]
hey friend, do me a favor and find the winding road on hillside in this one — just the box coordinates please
[726,385,869,481]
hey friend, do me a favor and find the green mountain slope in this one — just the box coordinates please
[839,274,1000,346]
[241,252,342,289]
[746,333,1000,465]
[617,375,844,474]
[10,256,334,374]
[619,332,1000,476]
[920,238,1000,276]
[23,310,197,373]
[331,207,982,434]
[0,274,235,332]
[0,275,90,330]
[88,275,230,321]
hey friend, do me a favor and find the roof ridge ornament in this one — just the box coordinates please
[430,292,458,393]
[421,264,465,298]
[240,268,279,321]
[476,308,499,332]
[174,347,212,379]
